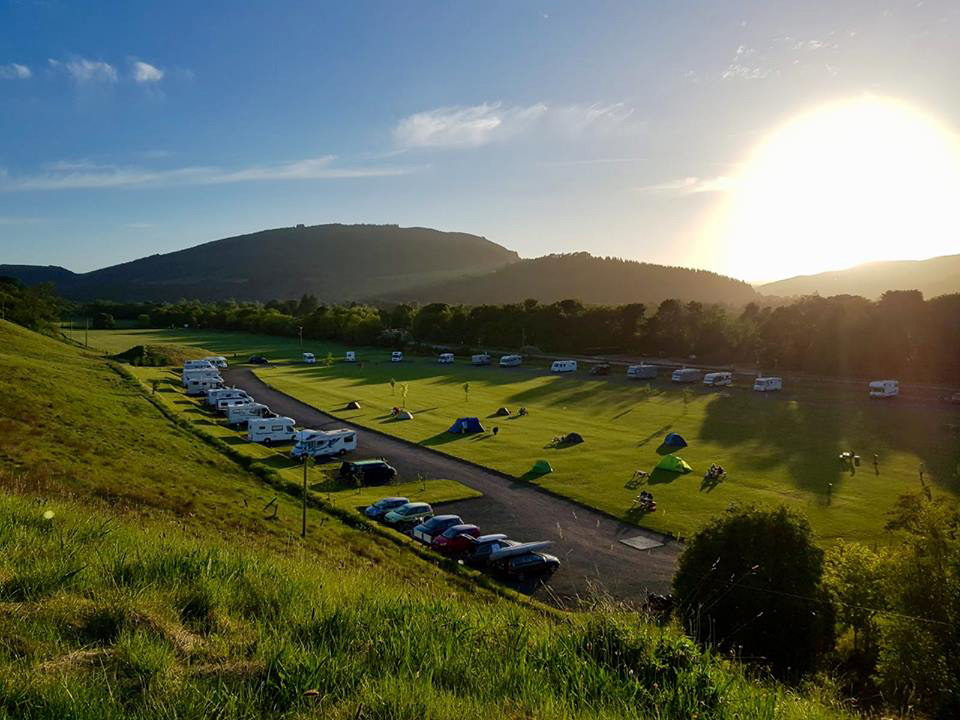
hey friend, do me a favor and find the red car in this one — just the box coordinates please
[430,523,481,555]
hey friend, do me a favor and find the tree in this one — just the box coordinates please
[389,378,396,396]
[823,542,887,655]
[673,504,834,678]
[463,382,469,403]
[137,313,151,328]
[92,312,115,329]
[400,383,409,408]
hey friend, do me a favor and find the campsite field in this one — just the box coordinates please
[86,328,960,543]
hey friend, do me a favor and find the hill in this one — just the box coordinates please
[380,252,760,306]
[760,253,960,299]
[0,224,519,303]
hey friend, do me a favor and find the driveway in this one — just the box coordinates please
[223,368,680,606]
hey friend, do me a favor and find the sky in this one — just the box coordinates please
[1,0,960,281]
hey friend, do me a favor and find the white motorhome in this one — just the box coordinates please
[345,351,357,363]
[550,360,577,373]
[217,396,254,414]
[185,376,224,396]
[869,379,899,398]
[184,359,216,371]
[206,387,250,407]
[438,352,454,364]
[499,354,522,368]
[182,368,222,386]
[471,353,491,366]
[302,352,316,364]
[391,351,404,362]
[247,416,297,444]
[226,402,275,428]
[753,376,783,392]
[290,428,358,459]
[627,364,657,380]
[671,368,701,383]
[203,356,228,369]
[703,371,733,387]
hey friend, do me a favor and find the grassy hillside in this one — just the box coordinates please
[0,321,855,719]
[381,252,760,306]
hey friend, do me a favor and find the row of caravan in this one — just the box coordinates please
[668,367,783,391]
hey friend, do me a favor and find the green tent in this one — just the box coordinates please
[531,459,553,474]
[655,454,693,474]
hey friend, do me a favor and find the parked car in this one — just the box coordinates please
[430,523,481,555]
[364,496,410,520]
[461,534,514,567]
[493,552,561,581]
[383,502,433,531]
[411,514,463,544]
[338,459,397,486]
[589,363,612,376]
[248,355,268,365]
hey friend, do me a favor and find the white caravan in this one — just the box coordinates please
[703,371,733,387]
[217,396,254,414]
[471,353,491,366]
[627,364,657,380]
[550,360,577,373]
[499,354,522,368]
[345,351,357,362]
[438,352,455,364]
[206,387,251,407]
[247,416,297,444]
[184,359,216,371]
[203,356,228,369]
[391,351,404,362]
[671,368,701,383]
[869,379,899,398]
[182,368,221,386]
[753,376,783,392]
[185,376,223,396]
[303,352,316,364]
[290,428,358,459]
[226,402,275,428]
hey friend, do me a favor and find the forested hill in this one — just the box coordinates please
[760,253,960,299]
[379,252,759,306]
[0,224,519,302]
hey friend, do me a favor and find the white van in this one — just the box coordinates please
[753,376,783,392]
[471,353,491,366]
[499,354,522,368]
[184,359,216,371]
[303,352,316,364]
[703,371,733,387]
[217,396,254,414]
[226,402,275,428]
[291,428,358,459]
[550,360,577,373]
[391,351,404,362]
[185,376,223,396]
[627,364,657,380]
[869,379,899,398]
[438,353,454,364]
[203,356,228,369]
[206,387,250,407]
[345,351,357,363]
[182,368,221,386]
[247,416,297,444]
[672,368,701,383]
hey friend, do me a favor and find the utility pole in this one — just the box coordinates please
[301,455,308,537]
[298,325,303,354]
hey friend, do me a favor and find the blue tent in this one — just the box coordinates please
[663,432,687,449]
[448,417,485,434]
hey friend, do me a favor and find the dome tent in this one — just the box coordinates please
[531,459,553,474]
[396,409,413,420]
[345,401,361,410]
[655,454,693,474]
[494,407,511,416]
[448,417,484,434]
[662,432,687,449]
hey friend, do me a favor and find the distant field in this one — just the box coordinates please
[90,329,960,543]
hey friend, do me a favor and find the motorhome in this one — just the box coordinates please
[438,352,454,364]
[626,364,657,380]
[671,368,701,383]
[184,359,216,371]
[703,371,733,387]
[182,368,221,386]
[203,356,228,369]
[206,387,250,407]
[550,360,577,373]
[184,376,223,396]
[247,416,297,444]
[290,428,358,459]
[217,396,254,414]
[753,376,783,392]
[226,402,275,428]
[499,354,522,368]
[391,351,404,362]
[345,351,357,362]
[302,352,316,364]
[471,353,491,366]
[869,379,899,398]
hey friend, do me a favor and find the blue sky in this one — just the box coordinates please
[2,0,959,279]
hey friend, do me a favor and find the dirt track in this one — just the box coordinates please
[223,368,680,606]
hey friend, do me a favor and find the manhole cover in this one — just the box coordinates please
[620,535,664,551]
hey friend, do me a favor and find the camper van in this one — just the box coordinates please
[247,416,297,444]
[217,396,254,414]
[185,376,223,396]
[627,364,657,380]
[550,360,577,373]
[182,368,221,386]
[438,352,454,364]
[391,351,404,362]
[753,376,783,392]
[291,428,358,459]
[703,371,733,387]
[471,353,491,366]
[302,352,316,364]
[206,388,250,407]
[226,402,275,428]
[184,359,216,371]
[499,354,522,368]
[203,356,228,369]
[869,379,899,398]
[671,368,702,383]
[345,351,356,363]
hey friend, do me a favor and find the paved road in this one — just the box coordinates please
[223,367,680,606]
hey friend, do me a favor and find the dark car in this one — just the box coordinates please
[363,496,409,520]
[411,514,463,544]
[462,534,514,567]
[494,552,560,581]
[339,459,397,486]
[431,523,481,555]
[589,363,612,376]
[248,355,268,365]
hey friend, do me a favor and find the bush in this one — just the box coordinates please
[92,312,115,330]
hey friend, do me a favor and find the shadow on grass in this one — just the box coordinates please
[647,468,682,485]
[638,425,672,448]
[700,474,723,492]
[420,432,464,448]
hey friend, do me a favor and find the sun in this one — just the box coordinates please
[702,96,960,282]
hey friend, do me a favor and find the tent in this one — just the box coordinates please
[494,407,511,416]
[396,409,413,420]
[346,401,361,410]
[662,432,687,449]
[448,417,485,434]
[655,454,693,474]
[562,432,584,445]
[531,459,553,474]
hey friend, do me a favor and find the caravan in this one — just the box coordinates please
[203,356,228,369]
[671,368,702,383]
[499,354,522,368]
[753,376,783,392]
[185,376,223,396]
[391,351,404,362]
[184,359,216,371]
[869,379,899,398]
[226,402,275,428]
[291,428,358,459]
[302,352,316,364]
[217,396,254,414]
[703,371,733,387]
[438,352,455,364]
[627,364,657,380]
[471,353,491,366]
[182,368,221,386]
[550,360,577,373]
[247,416,297,444]
[206,387,250,407]
[345,351,357,363]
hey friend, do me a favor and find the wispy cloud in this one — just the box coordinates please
[131,60,164,83]
[634,175,737,195]
[49,57,118,83]
[0,63,31,80]
[0,156,414,192]
[721,45,771,80]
